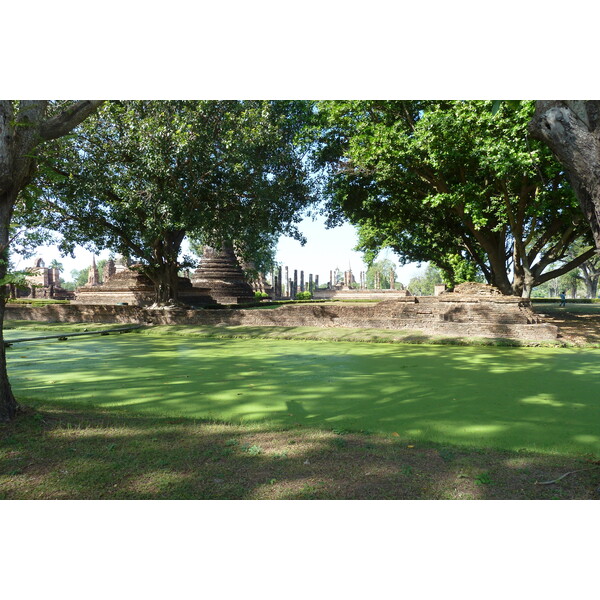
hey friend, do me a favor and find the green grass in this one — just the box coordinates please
[6,299,70,305]
[2,403,599,499]
[5,323,600,457]
[3,321,125,333]
[532,302,600,316]
[5,320,564,347]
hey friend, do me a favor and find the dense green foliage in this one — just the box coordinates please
[25,101,317,302]
[316,100,596,296]
[365,258,397,289]
[407,265,445,296]
[295,291,313,300]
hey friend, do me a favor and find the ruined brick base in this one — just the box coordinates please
[6,293,558,341]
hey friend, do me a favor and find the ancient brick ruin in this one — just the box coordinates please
[73,258,216,307]
[73,259,156,305]
[190,243,256,304]
[9,282,558,341]
[15,258,74,300]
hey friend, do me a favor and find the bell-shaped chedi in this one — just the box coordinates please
[191,242,256,304]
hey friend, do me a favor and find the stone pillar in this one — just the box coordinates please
[50,267,60,286]
[434,284,447,296]
[330,270,333,289]
[274,274,279,299]
[294,270,298,297]
[285,266,289,298]
[309,274,313,294]
[300,271,304,292]
[278,266,283,298]
[390,268,395,290]
[315,275,319,290]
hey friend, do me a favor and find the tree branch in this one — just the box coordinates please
[535,246,597,286]
[40,101,104,142]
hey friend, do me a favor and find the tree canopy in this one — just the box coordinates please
[25,100,317,302]
[316,100,596,297]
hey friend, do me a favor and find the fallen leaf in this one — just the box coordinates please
[407,445,415,448]
[392,432,400,437]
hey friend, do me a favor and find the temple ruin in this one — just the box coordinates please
[9,281,559,342]
[190,243,256,304]
[13,258,74,300]
[73,257,216,306]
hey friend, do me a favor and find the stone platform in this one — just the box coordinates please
[313,289,412,301]
[7,283,558,341]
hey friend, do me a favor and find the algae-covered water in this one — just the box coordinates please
[6,329,600,456]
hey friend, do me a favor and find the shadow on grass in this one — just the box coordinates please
[6,332,600,458]
[1,404,599,500]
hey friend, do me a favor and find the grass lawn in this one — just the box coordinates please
[4,323,600,457]
[532,301,600,316]
[3,321,600,499]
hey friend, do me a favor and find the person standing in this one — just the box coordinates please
[559,291,566,307]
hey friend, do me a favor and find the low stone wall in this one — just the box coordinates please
[6,295,558,341]
[313,289,412,301]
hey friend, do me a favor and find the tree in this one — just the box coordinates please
[316,100,595,298]
[49,259,63,272]
[0,100,103,422]
[577,255,600,299]
[557,241,600,299]
[407,265,444,296]
[529,101,600,250]
[27,101,316,303]
[365,258,396,289]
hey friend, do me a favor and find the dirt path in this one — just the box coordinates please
[536,309,600,346]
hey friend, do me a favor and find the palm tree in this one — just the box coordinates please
[49,259,63,272]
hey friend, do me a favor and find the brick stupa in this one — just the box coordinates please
[191,243,255,304]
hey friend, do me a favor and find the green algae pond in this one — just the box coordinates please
[5,327,600,457]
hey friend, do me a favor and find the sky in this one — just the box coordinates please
[275,213,421,284]
[17,212,423,285]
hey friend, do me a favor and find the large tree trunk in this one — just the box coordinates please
[148,231,186,304]
[0,197,19,421]
[529,101,600,250]
[0,299,18,422]
[0,100,103,422]
[147,262,181,304]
